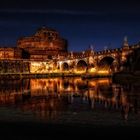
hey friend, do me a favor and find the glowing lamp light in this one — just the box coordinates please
[97,70,109,74]
[89,68,96,73]
[74,70,86,74]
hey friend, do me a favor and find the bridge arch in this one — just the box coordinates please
[98,56,114,66]
[76,60,88,71]
[61,62,69,71]
[98,56,116,71]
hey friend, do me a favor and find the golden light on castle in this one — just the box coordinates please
[30,61,54,73]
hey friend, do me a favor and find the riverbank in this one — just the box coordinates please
[0,72,112,79]
[0,73,81,79]
[2,72,139,81]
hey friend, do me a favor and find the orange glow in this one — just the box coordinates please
[97,79,110,84]
[73,70,86,74]
[89,67,96,73]
[97,70,110,74]
[30,61,54,73]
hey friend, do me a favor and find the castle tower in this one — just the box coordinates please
[122,36,129,49]
[89,44,95,55]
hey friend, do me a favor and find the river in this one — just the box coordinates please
[0,77,140,127]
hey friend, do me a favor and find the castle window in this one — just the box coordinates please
[48,36,53,41]
[48,55,52,59]
[48,32,50,36]
[43,32,47,37]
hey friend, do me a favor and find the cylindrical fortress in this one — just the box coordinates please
[17,27,68,58]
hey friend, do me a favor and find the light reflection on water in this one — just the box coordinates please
[0,77,140,125]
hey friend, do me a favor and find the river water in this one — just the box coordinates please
[0,77,140,127]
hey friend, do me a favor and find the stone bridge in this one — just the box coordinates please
[57,37,140,73]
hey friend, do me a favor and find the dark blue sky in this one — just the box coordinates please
[0,0,140,51]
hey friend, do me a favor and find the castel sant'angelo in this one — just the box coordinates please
[0,26,68,60]
[0,27,70,74]
[17,27,68,60]
[0,26,140,74]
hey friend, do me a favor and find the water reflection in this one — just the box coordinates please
[0,77,140,123]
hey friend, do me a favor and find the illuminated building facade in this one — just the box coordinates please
[17,26,68,60]
[0,27,140,74]
[0,27,68,73]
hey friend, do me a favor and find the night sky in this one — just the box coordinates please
[0,0,140,51]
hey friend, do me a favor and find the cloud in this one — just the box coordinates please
[0,9,101,15]
[0,8,139,17]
